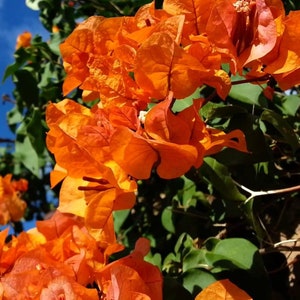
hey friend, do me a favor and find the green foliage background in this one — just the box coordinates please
[1,0,300,299]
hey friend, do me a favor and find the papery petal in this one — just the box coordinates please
[110,127,158,179]
[135,32,207,100]
[195,279,252,300]
[265,11,300,75]
[144,94,191,144]
[204,128,249,157]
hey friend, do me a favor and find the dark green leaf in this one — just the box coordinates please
[181,268,216,297]
[203,104,247,121]
[201,157,247,201]
[13,69,39,106]
[163,277,193,300]
[260,109,299,152]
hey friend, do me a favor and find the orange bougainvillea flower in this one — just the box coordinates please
[111,93,248,179]
[96,238,163,300]
[110,95,199,179]
[0,174,27,225]
[34,210,124,283]
[60,16,150,109]
[46,99,137,233]
[15,31,32,49]
[134,31,210,100]
[263,10,300,90]
[60,3,234,103]
[163,0,280,73]
[195,279,252,300]
[0,247,99,299]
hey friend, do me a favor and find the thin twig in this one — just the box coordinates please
[0,138,15,144]
[231,74,271,85]
[233,180,300,204]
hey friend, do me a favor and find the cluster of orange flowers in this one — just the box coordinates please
[0,174,27,225]
[1,0,300,298]
[0,210,162,299]
[15,31,32,50]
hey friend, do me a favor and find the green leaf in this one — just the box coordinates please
[6,106,23,133]
[177,176,197,207]
[182,249,206,272]
[203,238,271,299]
[181,268,216,297]
[202,104,247,121]
[26,108,46,155]
[48,32,63,56]
[172,88,201,113]
[229,75,266,106]
[13,69,39,106]
[276,94,300,116]
[201,157,247,202]
[26,0,42,10]
[174,233,194,254]
[145,252,162,269]
[260,109,299,152]
[204,238,264,274]
[2,48,31,82]
[162,206,176,234]
[113,209,130,234]
[15,136,40,177]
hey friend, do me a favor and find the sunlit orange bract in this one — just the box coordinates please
[195,279,252,299]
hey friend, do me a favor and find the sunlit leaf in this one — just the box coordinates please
[15,136,40,177]
[25,0,42,10]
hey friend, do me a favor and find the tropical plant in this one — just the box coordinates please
[1,0,300,299]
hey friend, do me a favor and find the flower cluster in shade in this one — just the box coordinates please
[2,0,300,298]
[0,174,28,225]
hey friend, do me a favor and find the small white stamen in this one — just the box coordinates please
[138,110,147,124]
[233,0,253,13]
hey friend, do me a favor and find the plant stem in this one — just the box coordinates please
[233,180,300,204]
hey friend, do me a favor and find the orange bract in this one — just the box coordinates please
[96,238,163,300]
[111,93,248,179]
[264,10,300,89]
[195,279,252,300]
[134,31,209,100]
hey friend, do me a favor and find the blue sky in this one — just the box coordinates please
[0,1,49,231]
[0,0,48,139]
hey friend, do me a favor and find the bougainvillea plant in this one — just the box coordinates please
[1,0,300,299]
